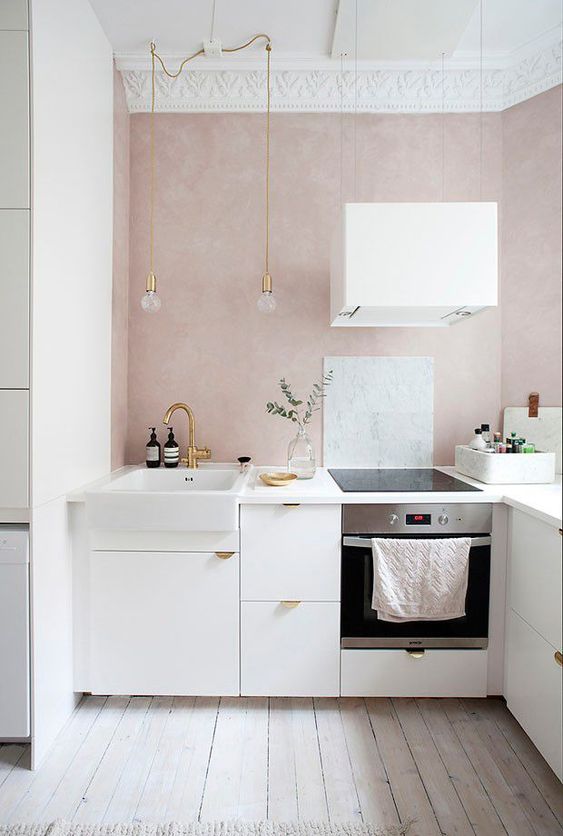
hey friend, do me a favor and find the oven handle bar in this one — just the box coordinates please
[343,535,492,548]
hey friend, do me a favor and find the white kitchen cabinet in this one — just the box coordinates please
[0,31,29,208]
[240,504,341,601]
[90,550,239,696]
[0,0,28,29]
[341,649,488,697]
[0,390,29,508]
[505,610,562,780]
[0,210,29,388]
[509,509,562,651]
[241,601,340,697]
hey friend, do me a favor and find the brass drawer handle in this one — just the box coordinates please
[406,650,425,659]
[280,600,301,609]
[555,651,563,667]
[215,551,235,560]
[283,503,301,508]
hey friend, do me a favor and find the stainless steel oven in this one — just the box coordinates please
[341,503,493,649]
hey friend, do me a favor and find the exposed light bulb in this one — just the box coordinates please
[141,271,161,313]
[141,289,161,313]
[258,271,276,314]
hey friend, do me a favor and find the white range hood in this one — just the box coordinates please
[330,202,498,327]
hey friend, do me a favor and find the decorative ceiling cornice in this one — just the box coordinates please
[118,35,562,114]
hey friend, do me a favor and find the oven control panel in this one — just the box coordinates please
[343,503,493,535]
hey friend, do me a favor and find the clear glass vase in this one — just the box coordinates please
[287,426,316,479]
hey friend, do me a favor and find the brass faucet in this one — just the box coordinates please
[162,402,211,469]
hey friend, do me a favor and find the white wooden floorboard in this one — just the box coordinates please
[417,698,507,836]
[366,698,441,836]
[164,697,219,822]
[0,697,106,823]
[313,698,362,822]
[392,698,474,836]
[443,700,536,836]
[1,695,560,834]
[73,697,151,824]
[482,698,563,829]
[338,698,400,828]
[103,696,173,823]
[461,699,562,836]
[268,698,328,821]
[200,697,268,821]
[38,696,130,823]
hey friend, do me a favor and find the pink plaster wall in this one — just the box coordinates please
[111,66,130,468]
[126,111,504,466]
[501,86,562,408]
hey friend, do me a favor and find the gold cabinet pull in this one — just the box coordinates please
[406,650,425,659]
[215,551,235,560]
[280,600,301,608]
[283,503,301,508]
[555,651,563,667]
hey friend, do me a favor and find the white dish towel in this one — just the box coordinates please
[371,537,472,622]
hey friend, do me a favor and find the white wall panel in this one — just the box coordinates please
[30,0,113,508]
[29,0,113,767]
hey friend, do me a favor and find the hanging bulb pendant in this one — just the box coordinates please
[141,271,161,313]
[257,271,276,313]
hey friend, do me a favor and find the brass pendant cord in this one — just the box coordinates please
[148,34,273,297]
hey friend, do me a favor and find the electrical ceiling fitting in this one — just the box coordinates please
[140,10,275,314]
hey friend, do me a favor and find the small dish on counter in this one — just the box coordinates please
[259,472,298,487]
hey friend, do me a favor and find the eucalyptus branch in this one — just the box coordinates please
[266,370,333,428]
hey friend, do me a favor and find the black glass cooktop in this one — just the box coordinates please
[328,468,482,493]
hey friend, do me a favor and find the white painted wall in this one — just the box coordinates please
[29,0,113,767]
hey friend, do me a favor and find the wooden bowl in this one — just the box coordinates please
[259,471,298,487]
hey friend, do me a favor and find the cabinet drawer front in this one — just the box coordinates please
[241,504,341,601]
[241,601,340,697]
[341,649,488,697]
[0,32,29,208]
[90,551,239,696]
[510,510,562,649]
[0,390,29,508]
[505,610,562,781]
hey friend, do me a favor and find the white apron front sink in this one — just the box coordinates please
[85,464,246,531]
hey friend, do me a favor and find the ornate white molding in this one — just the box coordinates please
[119,37,562,114]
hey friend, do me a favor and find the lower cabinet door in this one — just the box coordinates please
[241,601,340,697]
[90,551,240,696]
[505,609,562,781]
[341,648,488,697]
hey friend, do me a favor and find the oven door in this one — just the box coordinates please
[341,534,491,649]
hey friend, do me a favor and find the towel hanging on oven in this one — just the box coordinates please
[371,537,471,622]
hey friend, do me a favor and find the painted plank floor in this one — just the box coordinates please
[0,697,561,836]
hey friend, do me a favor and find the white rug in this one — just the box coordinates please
[0,821,411,836]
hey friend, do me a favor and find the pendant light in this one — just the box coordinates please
[141,42,161,313]
[256,42,277,313]
[141,29,274,314]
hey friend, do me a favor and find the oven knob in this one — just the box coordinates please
[438,514,449,526]
[389,513,399,525]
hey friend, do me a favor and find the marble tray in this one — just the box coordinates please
[455,445,556,485]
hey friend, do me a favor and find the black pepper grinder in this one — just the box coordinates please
[145,427,161,468]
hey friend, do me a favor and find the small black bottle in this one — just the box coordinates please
[164,427,180,468]
[146,427,161,468]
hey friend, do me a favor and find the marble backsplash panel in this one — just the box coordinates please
[323,357,433,467]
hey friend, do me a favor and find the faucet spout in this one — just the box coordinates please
[162,402,211,468]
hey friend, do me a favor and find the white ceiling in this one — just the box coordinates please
[89,0,561,62]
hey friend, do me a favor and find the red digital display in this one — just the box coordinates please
[406,513,432,525]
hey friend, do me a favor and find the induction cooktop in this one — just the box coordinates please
[328,468,482,493]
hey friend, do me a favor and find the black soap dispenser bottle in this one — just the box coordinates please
[145,427,161,468]
[164,427,180,468]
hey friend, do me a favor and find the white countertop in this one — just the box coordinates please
[241,466,562,528]
[66,463,562,529]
